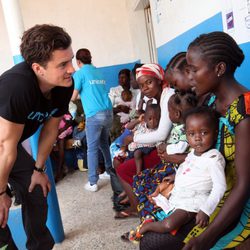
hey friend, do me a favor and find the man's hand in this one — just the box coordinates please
[196,210,209,228]
[0,193,12,228]
[29,170,51,197]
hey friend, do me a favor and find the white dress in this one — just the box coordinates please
[155,148,227,216]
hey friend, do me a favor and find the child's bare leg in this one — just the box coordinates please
[134,149,143,174]
[140,209,196,234]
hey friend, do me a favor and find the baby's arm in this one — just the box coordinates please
[199,151,227,217]
[195,210,209,228]
[125,115,143,130]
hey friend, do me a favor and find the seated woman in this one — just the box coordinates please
[115,54,195,217]
[115,63,175,218]
[126,52,198,218]
[140,31,250,250]
[109,69,137,142]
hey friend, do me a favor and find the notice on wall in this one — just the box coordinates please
[222,0,250,44]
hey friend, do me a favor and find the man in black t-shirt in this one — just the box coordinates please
[0,24,74,250]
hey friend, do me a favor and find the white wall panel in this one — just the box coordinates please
[0,0,150,73]
[149,0,221,47]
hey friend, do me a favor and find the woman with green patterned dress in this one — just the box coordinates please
[140,31,250,250]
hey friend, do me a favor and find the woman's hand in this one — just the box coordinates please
[148,186,161,205]
[157,143,166,154]
[182,231,216,250]
[162,174,175,184]
[114,105,129,114]
[148,180,173,204]
[182,235,210,250]
[159,152,187,164]
[119,105,130,113]
[159,151,170,161]
[123,135,133,146]
[138,113,145,122]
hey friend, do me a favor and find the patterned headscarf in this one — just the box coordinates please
[135,63,164,80]
[136,63,168,88]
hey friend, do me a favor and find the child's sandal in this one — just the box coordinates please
[128,225,143,244]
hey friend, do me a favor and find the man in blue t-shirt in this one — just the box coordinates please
[72,49,113,192]
[0,24,74,249]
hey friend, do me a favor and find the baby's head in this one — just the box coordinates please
[184,106,219,155]
[168,91,197,124]
[144,104,161,130]
[121,89,133,102]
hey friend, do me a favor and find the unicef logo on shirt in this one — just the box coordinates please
[89,79,105,84]
[27,108,58,122]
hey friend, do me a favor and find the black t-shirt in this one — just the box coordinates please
[0,62,74,142]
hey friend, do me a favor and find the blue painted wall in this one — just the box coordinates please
[237,42,250,88]
[157,12,250,89]
[99,60,140,91]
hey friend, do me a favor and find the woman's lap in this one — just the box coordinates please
[116,149,160,185]
[140,218,196,250]
[133,162,176,220]
[140,231,184,250]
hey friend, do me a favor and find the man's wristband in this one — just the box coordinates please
[0,189,6,196]
[34,165,46,173]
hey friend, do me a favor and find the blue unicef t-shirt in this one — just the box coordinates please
[73,64,112,118]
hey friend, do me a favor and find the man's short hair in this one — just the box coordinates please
[20,24,72,67]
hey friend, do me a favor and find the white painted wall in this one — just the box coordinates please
[0,0,150,74]
[126,0,151,63]
[149,0,250,48]
[149,0,222,47]
[0,2,12,73]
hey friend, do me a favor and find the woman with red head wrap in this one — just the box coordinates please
[115,63,174,218]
